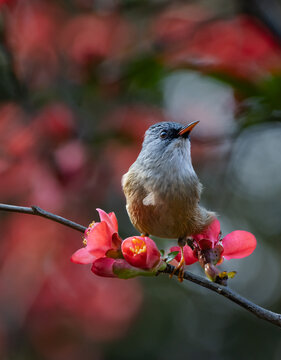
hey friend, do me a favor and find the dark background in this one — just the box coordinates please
[0,0,280,359]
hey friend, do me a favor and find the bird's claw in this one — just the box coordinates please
[169,256,185,282]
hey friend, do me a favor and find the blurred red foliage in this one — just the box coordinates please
[0,0,15,7]
[5,2,63,86]
[60,14,132,67]
[152,4,208,48]
[34,103,76,143]
[0,102,34,158]
[30,248,142,343]
[158,13,281,79]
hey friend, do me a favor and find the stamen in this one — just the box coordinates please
[130,238,147,256]
[86,221,95,235]
[83,221,96,246]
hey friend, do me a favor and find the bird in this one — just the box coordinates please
[122,121,215,279]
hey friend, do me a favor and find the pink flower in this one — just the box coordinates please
[71,208,121,265]
[171,218,257,266]
[71,210,166,278]
[121,236,161,270]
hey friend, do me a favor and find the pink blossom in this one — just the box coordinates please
[71,209,166,278]
[71,210,165,278]
[71,209,121,265]
[171,218,256,266]
[170,244,198,265]
[121,236,161,270]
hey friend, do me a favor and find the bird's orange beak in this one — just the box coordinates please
[178,121,199,137]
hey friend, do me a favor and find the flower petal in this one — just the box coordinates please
[91,257,117,277]
[170,245,198,265]
[192,218,221,246]
[96,208,118,233]
[86,221,113,257]
[183,245,198,265]
[222,231,257,260]
[108,212,118,232]
[71,247,95,264]
[144,237,161,269]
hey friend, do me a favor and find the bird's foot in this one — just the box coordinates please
[169,255,185,282]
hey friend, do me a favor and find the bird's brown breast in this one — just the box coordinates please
[122,170,210,239]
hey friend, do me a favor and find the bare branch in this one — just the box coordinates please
[0,203,280,328]
[161,264,281,328]
[0,203,87,233]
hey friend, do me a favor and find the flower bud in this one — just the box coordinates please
[121,236,161,270]
[91,257,117,278]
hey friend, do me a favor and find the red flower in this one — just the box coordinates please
[121,236,161,270]
[171,218,256,266]
[71,208,121,265]
[193,218,257,260]
[71,209,166,278]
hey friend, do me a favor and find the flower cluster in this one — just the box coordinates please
[71,209,165,279]
[72,209,256,283]
[170,218,257,283]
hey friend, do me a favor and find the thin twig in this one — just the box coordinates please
[0,203,280,328]
[162,264,281,328]
[0,203,87,233]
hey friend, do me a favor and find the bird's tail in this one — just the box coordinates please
[203,208,217,227]
[193,206,216,234]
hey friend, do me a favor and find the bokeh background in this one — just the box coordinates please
[0,0,281,359]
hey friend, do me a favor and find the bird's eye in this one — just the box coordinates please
[160,130,168,139]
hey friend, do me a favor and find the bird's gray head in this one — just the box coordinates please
[125,120,200,193]
[136,121,199,168]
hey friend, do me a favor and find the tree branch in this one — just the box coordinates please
[0,203,87,233]
[162,264,281,328]
[0,203,280,328]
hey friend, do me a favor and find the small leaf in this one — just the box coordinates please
[159,249,165,257]
[166,251,179,263]
[218,271,229,280]
[217,271,237,280]
[156,260,167,272]
[227,271,237,279]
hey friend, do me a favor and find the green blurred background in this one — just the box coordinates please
[0,0,281,359]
